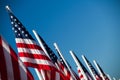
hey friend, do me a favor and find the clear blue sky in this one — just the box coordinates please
[0,0,120,79]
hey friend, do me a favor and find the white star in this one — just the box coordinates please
[18,33,21,36]
[12,27,14,30]
[18,27,21,30]
[18,22,20,24]
[11,22,13,24]
[14,19,17,21]
[25,34,28,37]
[22,31,24,33]
[15,24,17,27]
[15,30,17,33]
[10,16,13,19]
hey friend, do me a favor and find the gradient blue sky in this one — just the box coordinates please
[0,0,120,79]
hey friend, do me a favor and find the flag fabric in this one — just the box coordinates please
[6,6,67,80]
[58,53,80,80]
[0,36,34,80]
[94,61,109,80]
[36,34,79,80]
[58,57,80,80]
[70,51,93,80]
[82,55,102,80]
[77,60,93,80]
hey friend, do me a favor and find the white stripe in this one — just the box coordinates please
[77,68,84,80]
[18,60,27,80]
[55,72,60,80]
[41,70,45,80]
[70,77,74,80]
[2,40,14,80]
[63,67,67,75]
[18,48,45,55]
[15,38,36,44]
[20,57,55,67]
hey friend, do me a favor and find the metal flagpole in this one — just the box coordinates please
[32,30,50,58]
[107,74,112,80]
[113,77,116,80]
[35,69,44,80]
[81,55,96,80]
[93,60,106,80]
[53,43,77,80]
[5,6,43,80]
[32,30,59,69]
[70,51,88,80]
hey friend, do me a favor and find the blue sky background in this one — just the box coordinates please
[0,0,120,79]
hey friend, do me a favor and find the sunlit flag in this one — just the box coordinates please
[93,60,109,80]
[0,36,34,80]
[82,55,102,80]
[70,51,93,80]
[32,31,75,80]
[6,6,67,80]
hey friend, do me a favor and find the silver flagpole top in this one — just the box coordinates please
[5,5,12,12]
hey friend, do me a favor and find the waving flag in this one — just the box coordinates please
[6,6,67,80]
[33,31,74,80]
[70,51,93,80]
[82,55,102,80]
[93,60,109,80]
[0,36,34,80]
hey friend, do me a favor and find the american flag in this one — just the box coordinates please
[71,52,93,80]
[82,55,102,80]
[36,34,76,80]
[6,6,67,80]
[57,51,80,80]
[0,36,34,80]
[93,60,109,80]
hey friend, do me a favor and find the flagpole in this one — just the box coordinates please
[107,74,112,80]
[32,30,59,69]
[5,5,13,13]
[93,60,106,80]
[93,60,105,80]
[70,51,88,80]
[113,77,116,80]
[35,69,44,80]
[81,55,96,80]
[53,43,77,80]
[32,30,50,58]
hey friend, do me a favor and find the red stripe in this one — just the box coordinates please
[24,62,57,71]
[16,43,43,50]
[19,53,51,61]
[51,70,56,80]
[45,70,49,80]
[59,70,69,80]
[9,46,21,80]
[0,37,8,80]
[57,61,71,80]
